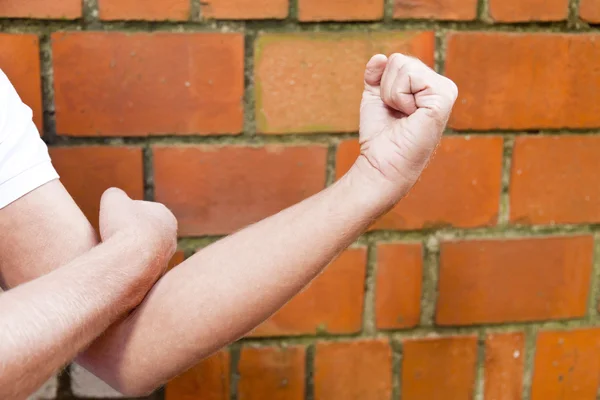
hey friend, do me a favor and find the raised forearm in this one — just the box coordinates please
[80,161,400,395]
[0,233,151,400]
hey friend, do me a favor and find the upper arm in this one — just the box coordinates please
[0,69,97,289]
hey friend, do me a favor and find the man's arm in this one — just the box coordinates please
[77,54,458,395]
[0,183,176,399]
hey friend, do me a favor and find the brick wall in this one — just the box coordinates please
[2,0,599,399]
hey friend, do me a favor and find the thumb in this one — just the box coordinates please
[364,54,388,91]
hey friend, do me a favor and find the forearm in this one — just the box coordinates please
[80,160,401,395]
[0,234,151,400]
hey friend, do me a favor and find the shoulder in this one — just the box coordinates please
[0,68,33,144]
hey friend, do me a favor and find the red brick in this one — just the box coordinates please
[375,243,422,330]
[0,34,43,132]
[314,339,392,400]
[436,236,594,326]
[581,0,600,22]
[489,0,568,21]
[531,328,600,400]
[250,248,366,337]
[165,350,230,400]
[52,32,244,136]
[50,146,144,231]
[153,145,327,236]
[511,136,600,225]
[402,336,478,399]
[394,0,477,20]
[0,0,81,19]
[298,0,383,21]
[336,136,503,230]
[167,251,186,272]
[98,0,190,20]
[238,346,305,400]
[255,31,434,134]
[201,0,288,19]
[446,33,600,130]
[484,332,525,400]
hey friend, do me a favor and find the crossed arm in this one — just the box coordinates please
[0,53,457,398]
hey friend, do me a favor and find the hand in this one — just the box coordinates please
[99,188,178,288]
[354,53,458,200]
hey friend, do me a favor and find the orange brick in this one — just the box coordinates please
[489,0,568,21]
[402,336,478,399]
[484,332,525,400]
[251,248,366,337]
[531,329,600,400]
[511,136,600,225]
[165,350,230,400]
[50,147,144,231]
[375,243,422,330]
[314,339,392,400]
[201,0,288,19]
[167,251,186,271]
[238,346,305,400]
[446,33,600,130]
[436,236,593,326]
[0,0,81,18]
[298,0,383,21]
[255,31,434,134]
[336,136,503,230]
[153,145,327,236]
[52,32,244,136]
[394,0,477,20]
[0,34,43,132]
[581,0,600,22]
[98,0,190,20]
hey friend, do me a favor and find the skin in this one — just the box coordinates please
[0,53,457,398]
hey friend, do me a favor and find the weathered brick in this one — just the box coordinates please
[531,329,600,399]
[49,147,144,231]
[580,0,600,22]
[0,34,43,132]
[52,32,244,136]
[98,0,190,20]
[437,236,593,326]
[201,0,288,19]
[402,336,478,399]
[489,0,568,21]
[375,243,422,330]
[298,0,384,21]
[484,333,525,400]
[71,364,123,398]
[153,145,327,236]
[314,339,392,400]
[394,0,477,20]
[511,135,600,225]
[255,31,434,134]
[336,136,503,230]
[167,251,186,271]
[165,350,230,400]
[238,346,305,400]
[0,0,81,19]
[250,248,366,337]
[446,33,600,130]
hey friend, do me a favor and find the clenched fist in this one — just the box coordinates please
[99,188,178,292]
[355,53,458,201]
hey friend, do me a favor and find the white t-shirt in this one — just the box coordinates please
[0,69,58,209]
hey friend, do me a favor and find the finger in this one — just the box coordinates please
[380,53,402,105]
[100,187,131,210]
[364,54,388,88]
[389,66,418,116]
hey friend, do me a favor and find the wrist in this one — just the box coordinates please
[343,155,412,215]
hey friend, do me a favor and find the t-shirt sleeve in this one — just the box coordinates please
[0,69,59,209]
